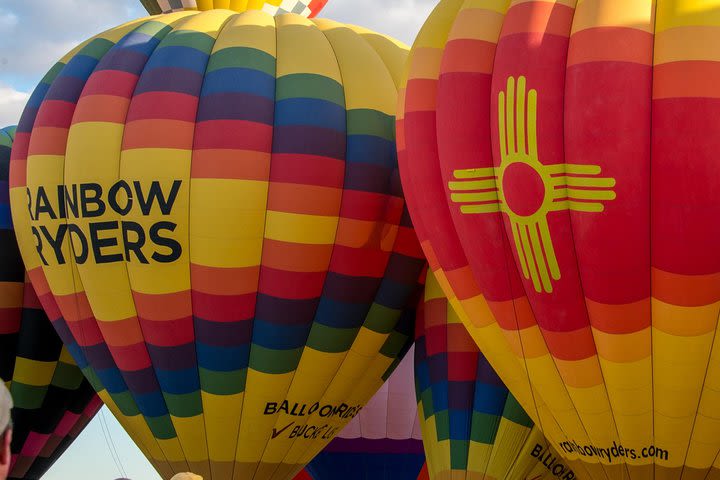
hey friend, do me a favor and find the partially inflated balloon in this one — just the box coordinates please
[140,0,327,18]
[306,346,424,480]
[10,10,424,480]
[415,271,572,480]
[0,126,102,480]
[398,0,720,478]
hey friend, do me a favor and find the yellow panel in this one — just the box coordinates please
[189,179,269,268]
[275,14,343,82]
[212,9,276,54]
[314,19,398,114]
[264,211,338,245]
[656,0,720,32]
[12,358,56,387]
[572,0,654,34]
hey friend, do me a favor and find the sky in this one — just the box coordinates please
[0,0,435,478]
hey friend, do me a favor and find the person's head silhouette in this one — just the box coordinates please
[0,382,13,480]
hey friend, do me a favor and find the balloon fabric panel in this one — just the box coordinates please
[0,126,102,480]
[306,347,425,480]
[9,11,425,480]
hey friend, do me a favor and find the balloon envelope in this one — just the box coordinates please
[415,271,570,480]
[0,126,101,480]
[140,0,328,18]
[398,0,720,478]
[10,10,424,480]
[306,346,424,480]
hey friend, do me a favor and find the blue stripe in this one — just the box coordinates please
[202,68,275,98]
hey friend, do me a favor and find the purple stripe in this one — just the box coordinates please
[194,317,252,347]
[135,68,203,95]
[272,125,346,159]
[146,343,197,370]
[197,93,274,124]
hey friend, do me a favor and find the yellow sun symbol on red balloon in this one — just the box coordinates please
[448,76,616,294]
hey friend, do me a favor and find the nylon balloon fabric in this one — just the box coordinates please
[140,0,328,18]
[415,270,571,480]
[0,126,102,480]
[9,11,425,480]
[397,0,720,478]
[306,346,424,480]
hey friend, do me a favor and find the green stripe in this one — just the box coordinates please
[161,30,215,52]
[347,109,395,141]
[208,47,276,76]
[199,367,246,395]
[164,391,203,417]
[276,73,344,106]
[9,383,47,410]
[249,345,301,374]
[145,414,177,440]
[51,361,85,390]
[305,324,358,353]
[471,411,502,444]
[502,393,533,427]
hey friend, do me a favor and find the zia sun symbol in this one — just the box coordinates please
[448,76,616,294]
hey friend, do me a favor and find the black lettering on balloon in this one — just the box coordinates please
[134,180,181,216]
[64,184,79,218]
[80,183,106,218]
[31,226,48,265]
[39,225,67,264]
[67,224,89,264]
[121,221,148,264]
[150,221,181,263]
[34,186,57,220]
[109,180,133,216]
[26,188,34,221]
[89,221,123,264]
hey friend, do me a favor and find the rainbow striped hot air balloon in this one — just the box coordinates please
[415,270,572,480]
[0,126,102,480]
[140,0,328,18]
[306,346,425,480]
[9,9,425,480]
[398,0,720,478]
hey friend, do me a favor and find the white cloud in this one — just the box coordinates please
[0,83,30,126]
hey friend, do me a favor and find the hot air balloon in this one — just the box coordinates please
[140,0,327,18]
[415,270,574,480]
[9,9,425,480]
[0,126,102,479]
[305,345,424,480]
[398,0,720,478]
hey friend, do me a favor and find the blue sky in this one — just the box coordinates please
[0,0,434,478]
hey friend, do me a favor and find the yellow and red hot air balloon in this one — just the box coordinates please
[399,0,720,478]
[10,9,424,480]
[416,270,573,480]
[1,127,102,480]
[140,0,328,18]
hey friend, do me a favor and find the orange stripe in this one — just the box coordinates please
[653,61,720,99]
[568,27,653,66]
[441,39,496,74]
[501,1,574,38]
[27,127,69,156]
[444,266,483,301]
[191,149,270,180]
[593,327,650,363]
[123,119,195,150]
[404,79,438,113]
[96,316,145,346]
[73,95,131,123]
[488,296,537,330]
[190,264,260,295]
[652,267,720,306]
[132,290,191,321]
[554,355,604,388]
[542,326,597,361]
[501,324,548,358]
[267,183,342,216]
[586,298,650,334]
[261,239,333,272]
